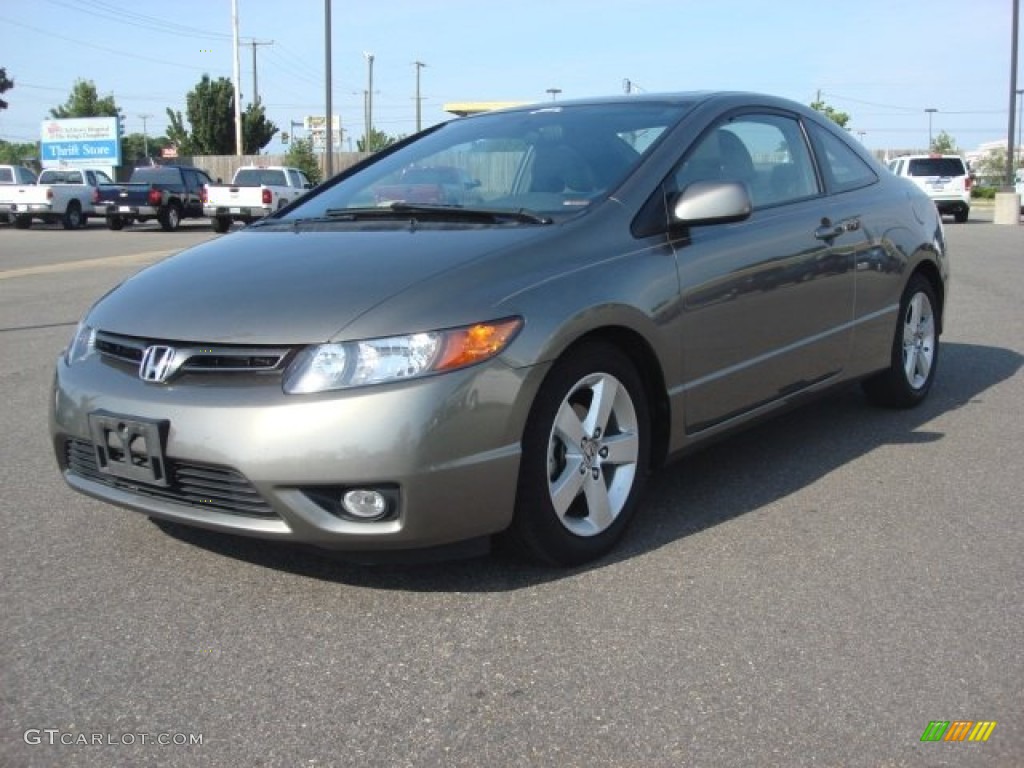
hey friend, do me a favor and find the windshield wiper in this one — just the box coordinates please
[321,202,552,225]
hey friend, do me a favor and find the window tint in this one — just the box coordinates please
[18,167,37,184]
[235,169,287,186]
[674,113,819,208]
[95,170,113,184]
[130,167,183,185]
[0,168,12,183]
[907,157,967,177]
[809,124,878,193]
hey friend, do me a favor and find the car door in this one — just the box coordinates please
[669,111,860,433]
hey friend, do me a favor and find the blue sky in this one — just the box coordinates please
[0,0,1020,154]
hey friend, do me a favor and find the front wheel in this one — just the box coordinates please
[862,274,940,408]
[506,342,650,566]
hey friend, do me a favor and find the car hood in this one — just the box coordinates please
[87,226,549,344]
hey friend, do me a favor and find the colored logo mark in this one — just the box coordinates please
[920,720,997,742]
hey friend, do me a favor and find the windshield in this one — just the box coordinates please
[282,101,692,220]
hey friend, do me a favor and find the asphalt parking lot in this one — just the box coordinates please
[1,211,1022,767]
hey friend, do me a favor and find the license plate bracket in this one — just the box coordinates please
[88,411,170,486]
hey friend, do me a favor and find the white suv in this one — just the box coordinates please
[888,154,972,222]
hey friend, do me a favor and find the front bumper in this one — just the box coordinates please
[51,352,542,552]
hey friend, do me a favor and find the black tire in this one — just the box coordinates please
[505,342,650,566]
[62,201,83,230]
[862,274,940,408]
[212,216,232,233]
[158,203,182,232]
[106,215,124,231]
[13,215,31,229]
[954,206,969,223]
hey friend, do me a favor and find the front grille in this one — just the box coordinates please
[94,331,291,376]
[65,439,277,519]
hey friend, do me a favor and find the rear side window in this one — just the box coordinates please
[808,123,878,193]
[907,158,966,177]
[0,168,12,183]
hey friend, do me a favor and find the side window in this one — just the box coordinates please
[86,172,96,186]
[808,123,878,193]
[95,171,113,184]
[673,113,819,209]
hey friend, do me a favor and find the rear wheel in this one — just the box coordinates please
[506,342,650,566]
[13,215,31,229]
[62,201,83,230]
[862,274,940,408]
[158,203,182,231]
[212,216,232,233]
[953,206,969,223]
[106,215,124,231]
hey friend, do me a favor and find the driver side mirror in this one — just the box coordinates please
[671,181,752,227]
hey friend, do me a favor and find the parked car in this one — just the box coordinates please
[0,167,113,229]
[203,165,313,232]
[887,154,972,222]
[95,165,212,231]
[51,92,949,566]
[0,164,38,224]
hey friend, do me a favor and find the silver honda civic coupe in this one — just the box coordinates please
[51,92,948,566]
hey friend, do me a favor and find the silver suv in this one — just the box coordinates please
[887,154,971,222]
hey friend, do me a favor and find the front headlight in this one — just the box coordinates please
[283,317,522,394]
[65,322,96,365]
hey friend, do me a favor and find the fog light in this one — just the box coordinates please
[342,489,389,519]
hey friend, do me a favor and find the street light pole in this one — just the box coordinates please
[925,108,937,150]
[324,0,333,176]
[138,113,152,159]
[1016,89,1023,171]
[546,88,561,101]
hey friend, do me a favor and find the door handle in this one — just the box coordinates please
[814,218,860,241]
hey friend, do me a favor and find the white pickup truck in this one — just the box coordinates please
[202,165,313,232]
[0,167,115,229]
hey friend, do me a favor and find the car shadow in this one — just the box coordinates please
[152,341,1021,590]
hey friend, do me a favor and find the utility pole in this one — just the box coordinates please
[249,39,274,104]
[138,113,152,158]
[546,88,561,101]
[364,52,375,151]
[414,60,427,132]
[231,0,242,157]
[324,0,333,176]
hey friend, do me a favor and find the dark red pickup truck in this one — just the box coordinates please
[95,165,213,231]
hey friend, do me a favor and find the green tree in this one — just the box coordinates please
[357,127,399,153]
[121,132,171,164]
[165,75,276,155]
[284,137,321,185]
[930,130,958,154]
[242,101,278,154]
[810,98,851,130]
[50,79,120,119]
[0,139,38,166]
[0,67,13,111]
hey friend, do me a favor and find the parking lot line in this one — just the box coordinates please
[0,249,175,281]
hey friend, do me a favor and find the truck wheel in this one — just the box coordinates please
[158,203,182,232]
[212,216,232,233]
[106,216,125,231]
[62,201,83,230]
[14,215,31,229]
